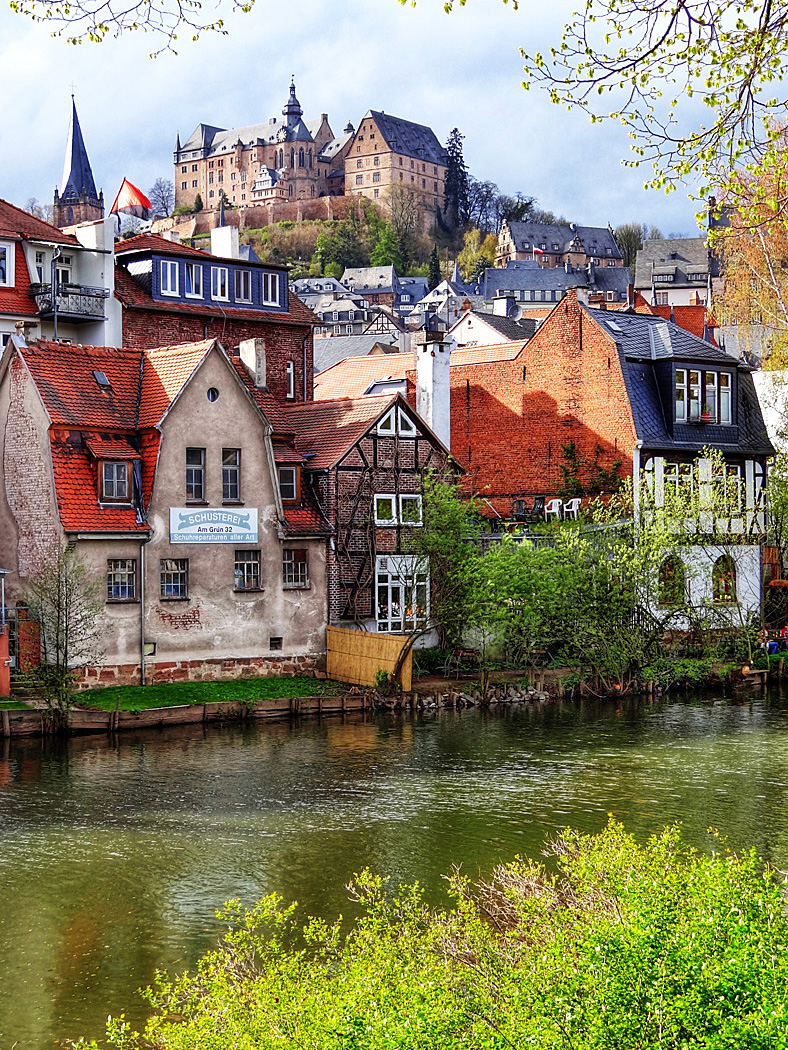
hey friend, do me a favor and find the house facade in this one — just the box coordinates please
[496,220,623,269]
[0,335,330,685]
[0,200,120,350]
[634,237,721,307]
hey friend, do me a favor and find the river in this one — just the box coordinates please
[2,692,788,1049]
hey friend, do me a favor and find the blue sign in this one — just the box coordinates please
[169,507,259,543]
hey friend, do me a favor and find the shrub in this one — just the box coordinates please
[78,821,788,1050]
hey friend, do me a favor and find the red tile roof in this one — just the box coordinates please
[0,199,79,245]
[138,340,214,426]
[313,342,527,400]
[281,485,332,537]
[114,265,317,328]
[283,395,397,469]
[50,436,149,533]
[84,436,141,460]
[0,242,37,318]
[115,232,219,260]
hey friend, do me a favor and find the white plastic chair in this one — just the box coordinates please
[563,497,582,520]
[544,497,563,522]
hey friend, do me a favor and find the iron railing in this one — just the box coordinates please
[31,283,109,320]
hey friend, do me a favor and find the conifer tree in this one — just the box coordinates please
[428,245,441,290]
[443,128,469,229]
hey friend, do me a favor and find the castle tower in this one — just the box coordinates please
[53,97,104,228]
[282,79,303,131]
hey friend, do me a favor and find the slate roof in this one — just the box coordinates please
[633,237,717,289]
[483,259,632,300]
[314,334,398,374]
[313,342,528,400]
[342,266,399,292]
[503,221,622,260]
[451,312,537,341]
[318,132,353,161]
[59,99,99,201]
[364,111,447,166]
[584,308,774,457]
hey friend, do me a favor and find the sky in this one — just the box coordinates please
[0,0,705,236]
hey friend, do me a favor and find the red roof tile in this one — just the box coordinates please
[138,340,214,426]
[313,342,527,400]
[84,436,141,460]
[0,242,38,318]
[50,436,149,533]
[115,233,221,260]
[0,199,79,245]
[282,395,397,469]
[281,484,332,537]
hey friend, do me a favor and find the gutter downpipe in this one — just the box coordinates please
[139,532,153,686]
[633,440,643,547]
[303,334,309,401]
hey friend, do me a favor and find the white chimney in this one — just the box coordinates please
[211,225,240,260]
[492,294,515,317]
[239,338,267,388]
[415,330,451,450]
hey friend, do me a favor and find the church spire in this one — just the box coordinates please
[282,77,303,130]
[53,97,103,228]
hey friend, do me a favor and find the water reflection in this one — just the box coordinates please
[2,694,788,1048]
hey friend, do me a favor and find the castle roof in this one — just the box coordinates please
[363,111,447,166]
[502,221,622,260]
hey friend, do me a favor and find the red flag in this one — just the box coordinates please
[110,178,152,220]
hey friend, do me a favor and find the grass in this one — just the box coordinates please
[76,675,345,713]
[0,698,31,710]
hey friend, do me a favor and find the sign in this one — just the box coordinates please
[169,507,258,543]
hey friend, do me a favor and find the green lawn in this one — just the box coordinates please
[76,675,345,712]
[0,698,30,710]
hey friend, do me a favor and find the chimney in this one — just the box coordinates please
[414,328,451,450]
[14,319,36,345]
[492,294,515,317]
[239,338,267,388]
[211,224,240,260]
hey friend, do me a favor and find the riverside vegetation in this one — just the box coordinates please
[76,820,788,1050]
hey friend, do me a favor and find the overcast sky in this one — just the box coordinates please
[1,0,704,236]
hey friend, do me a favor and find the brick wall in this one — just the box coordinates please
[407,293,637,516]
[121,310,314,402]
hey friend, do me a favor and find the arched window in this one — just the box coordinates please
[713,555,737,603]
[658,555,685,606]
[290,148,295,169]
[298,148,305,168]
[308,149,313,169]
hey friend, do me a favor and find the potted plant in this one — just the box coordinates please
[701,403,713,423]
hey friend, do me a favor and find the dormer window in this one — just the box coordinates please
[0,242,15,287]
[262,272,280,306]
[675,368,732,424]
[101,461,130,502]
[211,266,229,301]
[185,262,202,298]
[278,466,298,503]
[160,259,179,296]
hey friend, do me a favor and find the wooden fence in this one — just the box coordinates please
[326,626,412,691]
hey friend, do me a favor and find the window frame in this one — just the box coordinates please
[234,549,261,592]
[712,554,737,604]
[211,265,229,301]
[278,465,298,503]
[185,447,205,502]
[286,360,295,399]
[160,558,189,600]
[675,367,733,425]
[100,461,131,503]
[262,272,280,306]
[107,558,137,602]
[222,448,241,502]
[282,548,309,588]
[184,262,203,298]
[160,259,179,297]
[234,268,252,303]
[0,241,15,288]
[375,554,429,633]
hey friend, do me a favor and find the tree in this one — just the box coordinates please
[148,178,174,218]
[24,197,53,223]
[370,223,404,270]
[614,223,646,270]
[443,128,469,229]
[193,193,203,213]
[386,185,423,268]
[23,544,103,713]
[456,228,497,283]
[428,244,441,291]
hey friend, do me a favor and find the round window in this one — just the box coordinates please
[207,387,220,402]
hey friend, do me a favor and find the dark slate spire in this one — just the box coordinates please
[60,97,98,200]
[282,78,303,129]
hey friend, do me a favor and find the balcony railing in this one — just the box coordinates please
[30,283,110,321]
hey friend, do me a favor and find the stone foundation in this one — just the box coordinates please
[74,654,321,690]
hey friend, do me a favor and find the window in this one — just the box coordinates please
[211,266,229,300]
[222,448,240,501]
[713,554,737,603]
[101,461,130,502]
[186,448,204,501]
[377,406,417,437]
[373,172,381,183]
[278,466,297,502]
[374,155,380,166]
[286,360,295,398]
[192,180,198,188]
[107,559,137,601]
[654,291,669,306]
[234,269,252,303]
[719,373,732,424]
[161,559,188,599]
[374,189,380,199]
[262,272,280,305]
[375,554,429,633]
[181,165,187,173]
[234,550,260,591]
[283,549,308,587]
[658,555,685,606]
[356,174,364,185]
[191,164,198,172]
[185,262,202,298]
[357,159,363,168]
[35,250,45,282]
[714,461,743,513]
[374,493,422,525]
[160,259,178,296]
[675,368,732,424]
[181,181,187,190]
[663,461,694,501]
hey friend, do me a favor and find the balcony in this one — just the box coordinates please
[30,283,110,323]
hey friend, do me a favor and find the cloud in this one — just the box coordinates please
[0,0,703,234]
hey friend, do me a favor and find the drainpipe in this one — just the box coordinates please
[302,334,309,400]
[633,440,643,546]
[139,532,153,686]
[51,247,62,341]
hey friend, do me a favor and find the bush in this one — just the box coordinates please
[78,821,788,1050]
